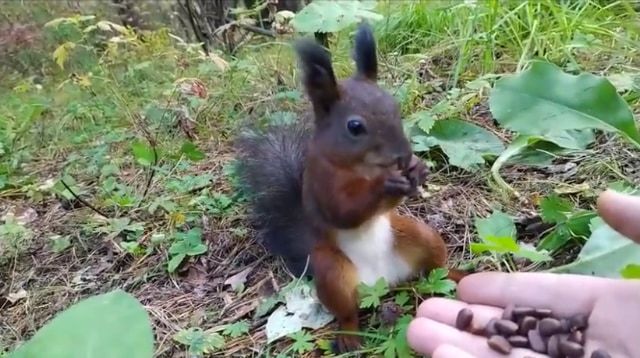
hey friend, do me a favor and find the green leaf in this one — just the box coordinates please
[11,290,153,358]
[412,119,504,171]
[394,291,410,307]
[173,327,224,355]
[540,194,574,224]
[180,141,205,161]
[49,235,72,253]
[471,236,519,253]
[475,211,516,241]
[358,278,389,308]
[291,1,382,34]
[620,264,640,279]
[222,321,250,338]
[288,330,314,354]
[411,110,435,134]
[549,217,640,277]
[416,268,456,296]
[167,253,186,273]
[489,60,640,147]
[537,211,597,252]
[131,140,156,166]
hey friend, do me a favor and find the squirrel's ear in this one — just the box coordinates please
[294,39,339,116]
[353,22,377,81]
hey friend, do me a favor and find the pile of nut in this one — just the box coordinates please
[455,304,611,357]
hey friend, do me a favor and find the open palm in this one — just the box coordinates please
[407,190,640,358]
[407,272,640,357]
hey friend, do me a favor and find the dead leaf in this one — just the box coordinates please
[554,183,591,195]
[7,288,28,304]
[265,281,333,343]
[224,267,252,292]
[208,53,229,71]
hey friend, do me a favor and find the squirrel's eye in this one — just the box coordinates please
[346,118,367,137]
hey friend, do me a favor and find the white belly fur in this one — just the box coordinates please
[335,214,413,286]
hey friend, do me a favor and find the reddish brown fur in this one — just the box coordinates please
[311,239,362,351]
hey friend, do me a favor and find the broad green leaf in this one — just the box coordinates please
[291,1,382,34]
[180,141,205,161]
[475,211,516,241]
[470,236,519,253]
[471,237,552,262]
[167,253,186,273]
[10,290,153,358]
[412,119,504,171]
[620,264,640,279]
[549,217,640,278]
[540,194,573,224]
[489,60,640,147]
[131,140,156,166]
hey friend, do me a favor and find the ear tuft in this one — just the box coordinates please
[294,39,339,116]
[353,21,377,81]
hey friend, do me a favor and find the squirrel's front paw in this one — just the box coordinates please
[384,174,412,196]
[403,154,428,192]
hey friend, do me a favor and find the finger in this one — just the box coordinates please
[416,297,503,333]
[457,272,616,316]
[597,189,640,243]
[433,344,476,358]
[406,317,546,358]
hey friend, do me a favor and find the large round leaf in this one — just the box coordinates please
[291,1,383,34]
[489,60,640,146]
[11,290,154,358]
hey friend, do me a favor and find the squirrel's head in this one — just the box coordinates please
[294,22,412,173]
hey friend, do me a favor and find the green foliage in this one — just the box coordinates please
[222,320,250,338]
[489,61,639,195]
[49,235,72,253]
[620,264,640,279]
[180,141,205,161]
[291,1,382,34]
[288,330,315,355]
[131,140,157,167]
[412,119,504,171]
[472,211,552,264]
[549,216,640,278]
[415,268,456,297]
[173,328,224,357]
[10,290,153,358]
[167,228,208,273]
[358,278,390,309]
[537,194,597,252]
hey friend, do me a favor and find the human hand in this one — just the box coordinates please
[407,272,640,357]
[407,190,640,358]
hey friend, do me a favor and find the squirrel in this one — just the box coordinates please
[235,22,467,353]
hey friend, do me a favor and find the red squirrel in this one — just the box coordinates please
[236,23,466,353]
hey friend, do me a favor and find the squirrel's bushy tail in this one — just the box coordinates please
[234,121,315,276]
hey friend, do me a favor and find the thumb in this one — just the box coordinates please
[433,344,476,358]
[597,189,640,244]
